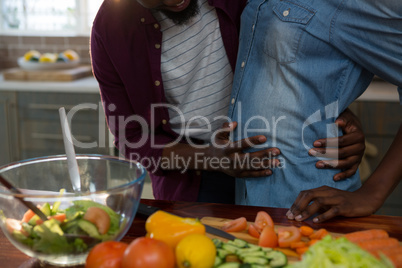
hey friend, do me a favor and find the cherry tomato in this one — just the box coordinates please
[258,226,278,248]
[254,211,274,231]
[277,226,301,248]
[85,241,128,268]
[248,223,261,238]
[222,217,248,232]
[121,237,175,268]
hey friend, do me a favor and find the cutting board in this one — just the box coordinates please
[201,216,343,263]
[3,65,93,82]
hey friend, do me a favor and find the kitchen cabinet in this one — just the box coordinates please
[17,91,111,159]
[349,98,402,216]
[0,87,112,166]
[0,92,19,165]
[0,74,154,199]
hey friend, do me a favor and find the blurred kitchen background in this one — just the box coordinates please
[0,0,401,214]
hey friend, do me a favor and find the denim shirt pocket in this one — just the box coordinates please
[263,0,315,63]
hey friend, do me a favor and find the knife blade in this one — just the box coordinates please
[137,203,236,241]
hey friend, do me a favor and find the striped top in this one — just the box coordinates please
[153,0,233,142]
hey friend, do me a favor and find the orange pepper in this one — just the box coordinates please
[145,210,205,249]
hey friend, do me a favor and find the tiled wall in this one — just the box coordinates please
[0,35,90,70]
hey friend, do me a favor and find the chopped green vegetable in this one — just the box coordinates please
[287,235,393,268]
[5,196,122,255]
[51,189,65,214]
[32,219,73,254]
[213,238,288,268]
[65,200,121,235]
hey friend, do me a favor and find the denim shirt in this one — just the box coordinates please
[228,0,402,208]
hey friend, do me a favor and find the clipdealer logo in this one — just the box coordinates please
[61,100,341,172]
[302,101,340,167]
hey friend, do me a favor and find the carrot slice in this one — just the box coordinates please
[290,241,308,249]
[21,209,36,223]
[386,254,402,268]
[308,239,320,246]
[275,248,299,258]
[378,246,402,257]
[309,228,329,240]
[296,246,309,256]
[358,238,399,253]
[300,226,314,237]
[344,229,389,243]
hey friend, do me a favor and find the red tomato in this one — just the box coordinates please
[248,223,261,238]
[258,226,278,248]
[254,211,274,231]
[222,217,248,232]
[85,241,128,268]
[277,226,302,248]
[121,237,175,268]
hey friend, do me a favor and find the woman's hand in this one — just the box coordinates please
[311,108,365,181]
[208,122,280,178]
[286,185,382,223]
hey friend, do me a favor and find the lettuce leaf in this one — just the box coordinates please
[66,200,121,235]
[288,235,393,268]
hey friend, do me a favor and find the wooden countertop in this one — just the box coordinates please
[1,199,402,267]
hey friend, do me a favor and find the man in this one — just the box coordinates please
[229,0,401,220]
[90,0,365,203]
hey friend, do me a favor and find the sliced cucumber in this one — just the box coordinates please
[213,238,224,248]
[238,251,266,258]
[237,247,262,255]
[77,219,100,238]
[222,243,241,254]
[218,248,231,259]
[216,262,241,268]
[266,251,287,267]
[242,257,269,265]
[227,239,248,248]
[214,238,288,268]
[214,255,224,267]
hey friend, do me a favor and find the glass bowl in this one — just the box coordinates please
[0,154,146,266]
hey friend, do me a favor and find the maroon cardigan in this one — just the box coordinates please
[90,0,246,201]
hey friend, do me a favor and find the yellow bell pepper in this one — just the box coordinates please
[145,210,206,249]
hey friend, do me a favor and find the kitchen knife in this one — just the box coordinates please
[137,203,236,241]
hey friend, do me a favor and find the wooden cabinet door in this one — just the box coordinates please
[0,92,19,165]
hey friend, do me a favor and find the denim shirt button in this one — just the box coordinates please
[241,61,245,68]
[231,98,235,104]
[283,10,289,16]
